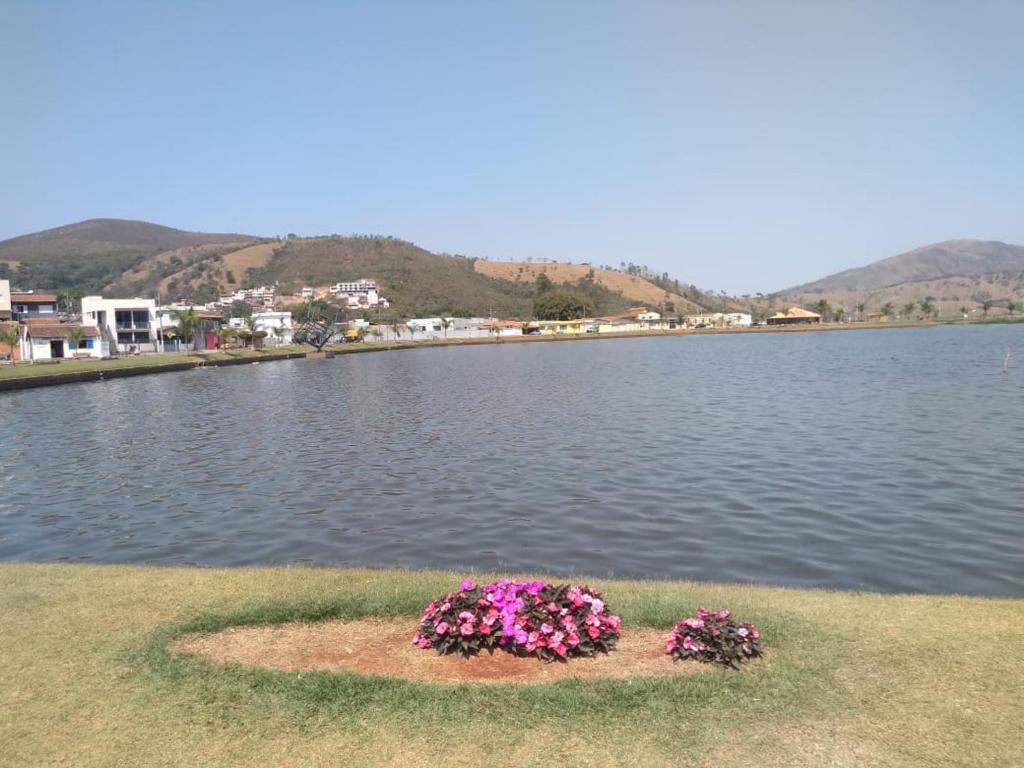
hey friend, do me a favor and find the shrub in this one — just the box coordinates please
[413,579,621,662]
[665,608,761,669]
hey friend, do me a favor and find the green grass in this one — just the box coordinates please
[1,564,1020,767]
[0,347,303,381]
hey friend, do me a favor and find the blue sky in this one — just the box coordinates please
[2,1,1022,293]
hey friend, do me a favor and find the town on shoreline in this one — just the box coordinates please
[4,273,1010,376]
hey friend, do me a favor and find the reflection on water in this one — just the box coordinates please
[1,324,1022,596]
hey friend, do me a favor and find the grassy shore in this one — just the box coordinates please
[1,563,1019,767]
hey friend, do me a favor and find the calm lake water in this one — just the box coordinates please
[1,325,1022,596]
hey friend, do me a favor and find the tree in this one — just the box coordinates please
[171,308,201,350]
[214,325,236,350]
[919,300,934,319]
[533,290,594,321]
[441,317,451,338]
[534,272,555,296]
[833,307,845,323]
[881,302,895,319]
[68,327,86,356]
[370,327,383,343]
[0,324,19,361]
[1007,300,1017,316]
[813,299,831,320]
[390,322,402,341]
[228,300,253,319]
[902,302,916,320]
[856,303,866,322]
[981,300,993,318]
[243,316,265,349]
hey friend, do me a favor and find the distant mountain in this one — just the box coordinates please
[0,219,710,318]
[0,219,257,294]
[782,239,1024,294]
[767,239,1024,320]
[0,218,255,262]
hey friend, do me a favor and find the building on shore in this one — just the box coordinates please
[82,296,160,354]
[766,307,821,325]
[228,311,294,346]
[155,305,226,351]
[10,292,59,321]
[0,279,11,321]
[21,320,104,360]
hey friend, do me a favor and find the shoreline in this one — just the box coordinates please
[0,319,954,392]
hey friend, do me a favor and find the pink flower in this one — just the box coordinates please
[587,625,601,639]
[666,638,677,652]
[458,611,475,623]
[737,627,749,638]
[459,623,475,636]
[435,621,450,635]
[552,643,567,657]
[540,622,554,635]
[413,634,432,649]
[684,618,704,629]
[461,579,475,591]
[590,598,604,614]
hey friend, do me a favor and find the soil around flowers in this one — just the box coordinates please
[170,617,709,683]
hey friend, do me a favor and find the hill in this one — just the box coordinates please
[0,218,718,318]
[473,260,707,314]
[0,219,256,294]
[770,239,1024,320]
[782,240,1024,294]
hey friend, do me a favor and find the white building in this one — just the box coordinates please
[217,285,276,309]
[22,323,105,360]
[81,296,159,354]
[722,313,752,327]
[0,279,10,320]
[229,311,293,344]
[329,279,390,308]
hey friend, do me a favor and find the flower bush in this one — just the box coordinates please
[665,608,762,669]
[413,579,621,662]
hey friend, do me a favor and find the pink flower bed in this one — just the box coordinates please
[665,608,762,669]
[413,579,621,662]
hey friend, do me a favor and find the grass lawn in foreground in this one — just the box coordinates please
[1,564,1020,767]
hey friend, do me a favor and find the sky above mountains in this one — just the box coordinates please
[3,1,1023,294]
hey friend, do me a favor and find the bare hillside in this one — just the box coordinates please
[474,260,704,313]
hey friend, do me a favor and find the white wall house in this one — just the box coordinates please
[23,324,105,360]
[229,311,293,343]
[329,279,390,308]
[82,296,159,354]
[722,313,753,327]
[0,279,11,320]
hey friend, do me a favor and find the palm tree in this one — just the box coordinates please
[171,308,201,351]
[881,302,895,319]
[211,326,228,350]
[919,300,934,320]
[856,303,866,322]
[68,327,86,357]
[902,302,916,320]
[0,324,20,362]
[389,322,401,341]
[407,322,417,341]
[981,300,993,318]
[370,327,383,344]
[242,316,265,349]
[833,307,845,323]
[441,317,451,338]
[1007,300,1017,316]
[813,299,831,320]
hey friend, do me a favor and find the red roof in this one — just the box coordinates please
[24,324,99,339]
[11,292,58,303]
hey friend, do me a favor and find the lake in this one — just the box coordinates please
[1,325,1021,595]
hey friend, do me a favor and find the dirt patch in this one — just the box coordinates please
[170,617,710,684]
